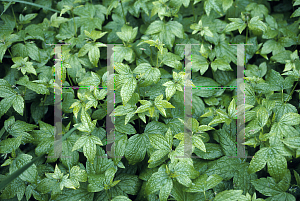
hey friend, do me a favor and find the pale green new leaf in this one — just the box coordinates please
[121,77,137,106]
[116,24,138,43]
[228,98,236,119]
[224,18,246,34]
[84,30,107,41]
[248,16,267,32]
[222,0,233,12]
[256,107,268,127]
[72,135,102,162]
[192,135,206,152]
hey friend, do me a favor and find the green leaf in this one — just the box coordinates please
[145,20,184,50]
[72,135,102,162]
[19,13,37,24]
[112,196,132,201]
[50,13,69,28]
[148,149,170,163]
[249,147,287,182]
[159,177,173,201]
[115,173,142,195]
[248,16,267,32]
[113,46,135,63]
[125,134,148,165]
[116,24,138,43]
[149,134,171,150]
[245,62,267,78]
[154,94,175,117]
[261,40,285,56]
[256,107,268,127]
[192,135,206,152]
[74,109,97,133]
[224,18,246,34]
[78,43,93,57]
[248,147,268,174]
[291,7,300,18]
[161,51,183,70]
[267,153,288,183]
[84,30,107,41]
[0,125,78,192]
[121,77,137,106]
[88,44,100,67]
[186,173,223,192]
[194,143,223,160]
[0,136,22,154]
[16,75,49,95]
[187,54,209,75]
[163,81,176,101]
[282,137,300,149]
[133,63,161,86]
[0,177,26,200]
[279,113,300,126]
[228,98,236,119]
[211,58,233,71]
[79,72,101,86]
[205,156,241,180]
[204,0,222,16]
[222,0,233,12]
[11,42,40,62]
[294,170,300,187]
[251,177,283,196]
[145,170,170,195]
[11,56,37,75]
[9,154,38,184]
[214,190,244,201]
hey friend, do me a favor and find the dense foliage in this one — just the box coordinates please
[1,0,300,200]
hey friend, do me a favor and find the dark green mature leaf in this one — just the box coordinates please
[125,134,148,165]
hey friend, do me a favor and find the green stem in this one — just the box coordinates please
[11,6,17,31]
[282,89,283,102]
[150,47,153,65]
[246,27,248,44]
[192,1,195,22]
[7,48,13,57]
[71,10,77,37]
[156,52,159,67]
[120,0,127,24]
[284,80,299,104]
[67,72,74,86]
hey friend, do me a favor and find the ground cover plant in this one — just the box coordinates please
[1,0,300,200]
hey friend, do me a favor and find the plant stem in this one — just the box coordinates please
[11,6,18,31]
[120,0,127,24]
[156,52,159,67]
[67,72,74,86]
[284,80,299,104]
[7,48,13,57]
[71,10,77,37]
[246,27,248,44]
[150,47,153,65]
[192,1,196,22]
